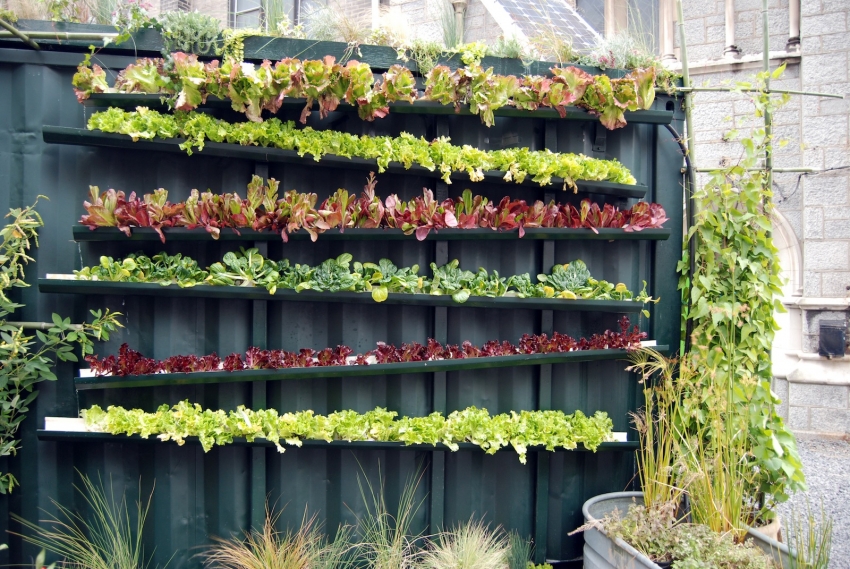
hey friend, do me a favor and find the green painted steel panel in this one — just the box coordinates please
[0,41,684,569]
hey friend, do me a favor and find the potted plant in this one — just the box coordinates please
[575,348,795,568]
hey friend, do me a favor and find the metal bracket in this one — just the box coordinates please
[592,123,607,153]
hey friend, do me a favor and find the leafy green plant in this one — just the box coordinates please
[159,10,220,56]
[574,501,773,568]
[201,507,352,569]
[81,402,615,461]
[419,520,508,569]
[0,200,121,493]
[72,250,654,306]
[74,54,658,129]
[87,108,637,186]
[487,36,526,60]
[786,499,833,569]
[679,65,805,520]
[505,531,531,569]
[11,474,156,569]
[625,348,687,510]
[350,467,424,569]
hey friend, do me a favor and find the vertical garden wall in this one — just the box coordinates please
[0,29,684,568]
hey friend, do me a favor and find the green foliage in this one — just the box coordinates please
[396,39,444,75]
[159,10,220,56]
[787,498,833,569]
[202,508,352,569]
[419,520,509,569]
[75,53,658,129]
[11,474,155,569]
[505,532,532,569]
[585,502,773,568]
[73,250,654,306]
[0,8,19,22]
[678,65,804,518]
[487,35,527,60]
[351,468,423,569]
[82,401,614,463]
[626,349,687,510]
[0,200,122,493]
[87,108,637,186]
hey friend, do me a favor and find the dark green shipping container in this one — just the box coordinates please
[0,26,684,568]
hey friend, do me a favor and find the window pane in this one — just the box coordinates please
[235,9,261,27]
[236,0,261,12]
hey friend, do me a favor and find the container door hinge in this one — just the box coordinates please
[592,123,607,153]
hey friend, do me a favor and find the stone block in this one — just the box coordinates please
[825,150,850,171]
[803,97,821,117]
[789,383,849,408]
[773,124,801,145]
[818,32,850,54]
[804,147,825,169]
[689,43,725,62]
[805,207,824,239]
[802,13,847,37]
[824,219,850,239]
[818,97,850,116]
[692,102,734,130]
[824,206,850,220]
[821,0,850,14]
[773,378,790,420]
[684,1,719,18]
[685,18,707,44]
[803,173,848,206]
[802,0,823,16]
[695,129,728,143]
[706,25,725,42]
[821,272,850,296]
[803,115,847,146]
[804,271,822,296]
[788,406,810,430]
[803,334,821,353]
[809,407,850,433]
[775,151,803,169]
[802,53,848,84]
[805,240,850,270]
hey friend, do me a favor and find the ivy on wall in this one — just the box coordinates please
[679,66,806,516]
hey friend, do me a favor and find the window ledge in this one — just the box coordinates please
[782,297,850,311]
[664,50,801,75]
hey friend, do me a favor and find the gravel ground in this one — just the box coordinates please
[776,437,850,569]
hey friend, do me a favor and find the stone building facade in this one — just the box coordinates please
[672,0,850,436]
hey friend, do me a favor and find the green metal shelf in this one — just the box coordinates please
[82,93,675,125]
[71,225,671,242]
[37,429,638,452]
[42,127,649,199]
[39,279,648,313]
[72,346,667,390]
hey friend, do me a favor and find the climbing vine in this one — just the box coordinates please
[679,65,805,516]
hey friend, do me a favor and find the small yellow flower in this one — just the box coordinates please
[543,286,555,298]
[559,290,577,300]
[615,283,628,293]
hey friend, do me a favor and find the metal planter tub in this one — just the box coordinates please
[581,492,795,569]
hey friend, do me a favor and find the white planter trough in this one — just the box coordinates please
[581,491,794,569]
[44,417,88,432]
